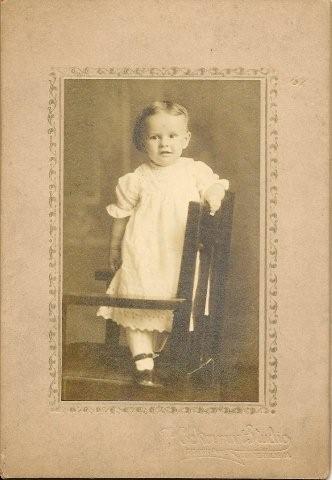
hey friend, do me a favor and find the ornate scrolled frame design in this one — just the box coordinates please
[48,67,278,414]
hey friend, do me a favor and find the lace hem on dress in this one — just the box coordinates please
[97,306,174,333]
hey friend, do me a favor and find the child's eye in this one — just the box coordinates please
[169,133,178,139]
[149,135,158,140]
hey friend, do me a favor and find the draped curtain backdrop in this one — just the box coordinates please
[63,79,260,378]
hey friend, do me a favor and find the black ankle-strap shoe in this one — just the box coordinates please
[132,353,163,388]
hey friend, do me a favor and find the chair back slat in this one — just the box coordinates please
[169,202,201,369]
[191,208,214,323]
[208,192,235,355]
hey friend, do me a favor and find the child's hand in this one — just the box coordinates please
[207,194,224,216]
[204,184,226,215]
[109,247,122,275]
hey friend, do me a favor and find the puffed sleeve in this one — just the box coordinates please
[194,161,230,197]
[106,172,140,218]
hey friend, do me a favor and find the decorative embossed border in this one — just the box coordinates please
[48,67,278,414]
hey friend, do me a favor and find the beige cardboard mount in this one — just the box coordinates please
[1,0,330,478]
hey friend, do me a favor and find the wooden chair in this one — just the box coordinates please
[62,192,235,400]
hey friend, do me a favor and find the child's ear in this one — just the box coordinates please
[182,130,191,149]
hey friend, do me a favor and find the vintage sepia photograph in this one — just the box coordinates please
[2,0,330,477]
[59,72,269,404]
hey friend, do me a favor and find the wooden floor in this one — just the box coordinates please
[62,343,259,402]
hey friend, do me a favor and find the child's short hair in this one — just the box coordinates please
[133,101,189,151]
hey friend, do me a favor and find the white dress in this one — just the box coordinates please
[97,157,229,333]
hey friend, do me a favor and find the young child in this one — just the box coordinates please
[97,101,229,387]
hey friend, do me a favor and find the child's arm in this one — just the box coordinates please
[194,161,229,215]
[107,171,140,273]
[109,217,129,274]
[204,182,227,215]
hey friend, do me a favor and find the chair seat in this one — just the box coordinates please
[63,292,186,309]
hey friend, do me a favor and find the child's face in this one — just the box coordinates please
[143,112,191,166]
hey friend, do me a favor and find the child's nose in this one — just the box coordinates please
[160,136,169,147]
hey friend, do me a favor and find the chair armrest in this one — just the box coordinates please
[63,293,187,310]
